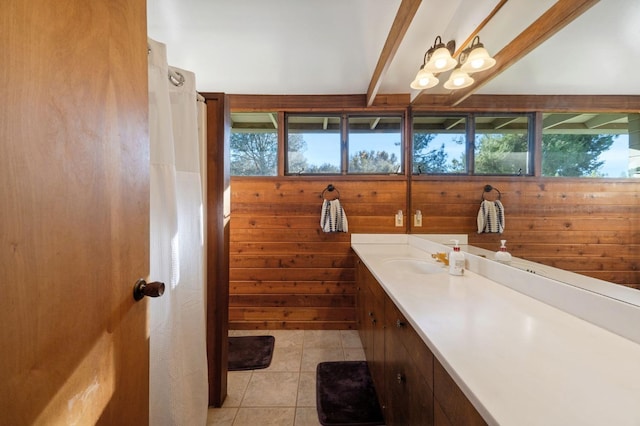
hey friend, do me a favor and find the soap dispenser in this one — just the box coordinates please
[495,240,512,264]
[448,240,465,276]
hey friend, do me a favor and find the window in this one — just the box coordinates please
[286,115,341,174]
[474,114,531,175]
[348,116,402,174]
[285,114,404,175]
[413,115,467,174]
[541,112,635,178]
[413,113,532,175]
[230,112,278,176]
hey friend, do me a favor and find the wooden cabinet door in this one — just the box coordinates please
[385,296,434,426]
[0,1,150,424]
[369,281,386,402]
[356,259,386,413]
[384,318,410,425]
[434,360,487,426]
[356,260,373,360]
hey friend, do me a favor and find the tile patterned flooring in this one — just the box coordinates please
[207,329,365,426]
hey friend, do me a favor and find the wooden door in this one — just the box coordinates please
[0,1,150,424]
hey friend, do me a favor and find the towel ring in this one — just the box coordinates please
[482,184,501,201]
[321,184,340,200]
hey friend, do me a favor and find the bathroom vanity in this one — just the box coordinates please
[352,234,640,425]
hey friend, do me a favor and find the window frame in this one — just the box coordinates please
[471,112,535,176]
[284,112,406,176]
[411,111,535,177]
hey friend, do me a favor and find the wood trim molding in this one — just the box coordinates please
[412,94,640,112]
[366,0,422,107]
[229,94,367,111]
[230,93,640,113]
[201,92,230,407]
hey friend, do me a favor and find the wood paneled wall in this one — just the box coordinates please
[230,177,406,329]
[230,175,640,330]
[411,178,640,287]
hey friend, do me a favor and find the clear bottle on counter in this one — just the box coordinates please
[448,239,465,276]
[495,239,512,264]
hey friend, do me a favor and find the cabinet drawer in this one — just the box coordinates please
[385,298,434,389]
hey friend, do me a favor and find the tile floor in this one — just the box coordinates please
[207,329,366,426]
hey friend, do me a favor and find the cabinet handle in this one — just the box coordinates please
[396,319,406,328]
[396,373,405,384]
[368,311,374,317]
[371,318,376,324]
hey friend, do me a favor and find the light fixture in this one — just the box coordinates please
[459,36,496,73]
[443,67,474,90]
[423,36,457,73]
[410,34,496,91]
[410,67,439,90]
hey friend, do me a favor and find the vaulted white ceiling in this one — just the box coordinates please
[147,0,640,101]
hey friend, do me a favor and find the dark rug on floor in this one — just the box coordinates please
[316,361,385,426]
[228,335,275,371]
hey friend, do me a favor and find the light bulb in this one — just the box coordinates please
[434,58,447,69]
[424,46,457,73]
[460,46,496,73]
[470,59,485,69]
[443,69,474,90]
[410,69,438,90]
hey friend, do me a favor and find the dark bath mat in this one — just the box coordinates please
[316,361,385,426]
[228,335,275,371]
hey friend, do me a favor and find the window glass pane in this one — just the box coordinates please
[412,115,467,174]
[541,113,635,178]
[286,115,341,174]
[230,112,278,176]
[474,114,530,175]
[348,116,402,173]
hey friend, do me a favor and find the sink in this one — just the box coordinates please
[382,258,444,275]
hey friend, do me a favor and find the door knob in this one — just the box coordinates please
[133,279,165,301]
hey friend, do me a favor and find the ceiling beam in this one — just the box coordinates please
[370,117,381,130]
[443,118,465,130]
[269,113,278,129]
[491,117,520,129]
[543,113,581,129]
[366,0,421,107]
[585,113,625,129]
[448,0,601,107]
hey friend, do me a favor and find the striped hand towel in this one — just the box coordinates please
[477,200,505,233]
[321,199,348,233]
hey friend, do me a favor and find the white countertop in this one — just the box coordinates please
[352,235,640,426]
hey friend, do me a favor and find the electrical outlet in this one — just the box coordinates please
[414,214,422,227]
[395,212,403,227]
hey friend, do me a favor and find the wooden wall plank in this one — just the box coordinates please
[231,281,356,295]
[412,178,640,287]
[229,174,640,329]
[229,177,407,329]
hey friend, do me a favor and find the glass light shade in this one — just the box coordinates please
[460,47,496,73]
[410,69,439,90]
[443,69,474,90]
[424,47,457,73]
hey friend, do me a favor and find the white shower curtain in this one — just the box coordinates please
[148,38,208,426]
